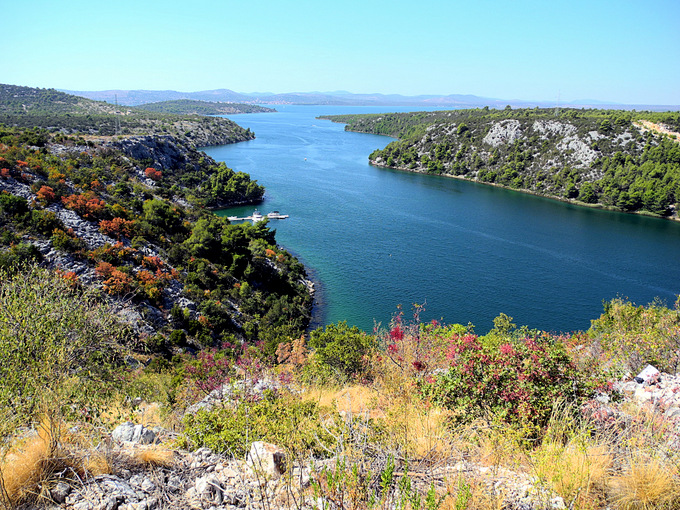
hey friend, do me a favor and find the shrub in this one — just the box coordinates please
[425,333,586,428]
[181,391,337,457]
[0,242,42,267]
[0,264,126,441]
[50,228,86,253]
[307,321,375,384]
[589,296,680,374]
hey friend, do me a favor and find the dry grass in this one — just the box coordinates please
[133,447,175,468]
[304,384,383,419]
[609,455,680,510]
[382,401,455,462]
[0,418,75,508]
[532,440,611,509]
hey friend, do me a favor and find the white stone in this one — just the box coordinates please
[112,422,156,444]
[665,407,680,419]
[247,441,286,479]
[636,364,661,383]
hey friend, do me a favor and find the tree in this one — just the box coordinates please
[578,181,597,203]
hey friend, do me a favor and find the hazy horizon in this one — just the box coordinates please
[3,0,679,106]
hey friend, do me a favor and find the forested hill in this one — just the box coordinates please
[0,84,254,147]
[135,99,276,115]
[321,108,680,218]
[0,125,312,356]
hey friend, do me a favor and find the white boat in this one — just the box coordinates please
[251,210,264,222]
[267,210,289,219]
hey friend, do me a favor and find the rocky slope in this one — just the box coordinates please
[0,129,311,352]
[25,366,680,510]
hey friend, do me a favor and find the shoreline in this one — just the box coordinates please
[369,159,680,223]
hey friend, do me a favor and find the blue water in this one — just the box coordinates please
[203,105,680,334]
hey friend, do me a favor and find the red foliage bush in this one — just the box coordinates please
[36,185,56,203]
[145,167,162,181]
[62,193,106,220]
[99,217,136,239]
[425,333,586,427]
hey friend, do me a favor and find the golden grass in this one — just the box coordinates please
[531,440,611,510]
[133,447,175,468]
[383,401,455,462]
[0,434,52,506]
[609,455,680,510]
[0,418,71,508]
[304,384,383,418]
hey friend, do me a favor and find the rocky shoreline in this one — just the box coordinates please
[367,158,679,223]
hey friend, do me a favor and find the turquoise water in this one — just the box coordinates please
[203,105,680,334]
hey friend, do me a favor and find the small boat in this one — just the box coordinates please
[267,210,289,219]
[251,210,264,222]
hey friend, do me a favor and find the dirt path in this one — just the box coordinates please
[635,120,680,142]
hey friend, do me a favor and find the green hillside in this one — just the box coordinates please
[322,108,680,217]
[135,99,275,115]
[0,84,254,146]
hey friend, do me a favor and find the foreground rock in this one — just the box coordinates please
[40,443,568,510]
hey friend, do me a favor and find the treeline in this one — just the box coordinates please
[135,99,275,115]
[322,108,680,217]
[0,126,310,355]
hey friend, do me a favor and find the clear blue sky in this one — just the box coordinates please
[2,0,679,105]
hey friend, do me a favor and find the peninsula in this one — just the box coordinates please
[321,108,680,219]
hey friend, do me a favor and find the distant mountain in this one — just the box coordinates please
[60,88,679,111]
[63,89,253,106]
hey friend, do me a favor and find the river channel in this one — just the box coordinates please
[203,105,680,333]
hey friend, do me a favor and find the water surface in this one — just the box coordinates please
[203,105,680,333]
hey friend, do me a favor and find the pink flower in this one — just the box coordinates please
[390,326,404,341]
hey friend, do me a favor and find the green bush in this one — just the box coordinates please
[0,242,43,267]
[0,264,127,438]
[182,391,337,457]
[307,321,376,383]
[589,297,680,374]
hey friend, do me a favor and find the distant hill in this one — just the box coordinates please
[63,88,254,106]
[135,99,275,115]
[60,87,680,110]
[0,84,254,146]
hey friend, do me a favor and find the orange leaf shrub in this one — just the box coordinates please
[145,167,162,181]
[102,269,133,295]
[99,217,136,239]
[62,193,106,220]
[36,186,56,203]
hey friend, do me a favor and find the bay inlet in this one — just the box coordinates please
[203,105,680,334]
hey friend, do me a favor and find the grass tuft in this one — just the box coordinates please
[610,455,680,510]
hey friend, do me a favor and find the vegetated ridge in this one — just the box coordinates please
[134,99,276,116]
[0,87,313,359]
[0,84,255,147]
[321,107,680,218]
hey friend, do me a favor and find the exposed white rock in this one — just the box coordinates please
[483,120,522,147]
[112,422,156,445]
[532,120,577,138]
[247,441,287,479]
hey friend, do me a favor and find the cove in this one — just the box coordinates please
[203,105,680,334]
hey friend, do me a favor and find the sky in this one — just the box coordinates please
[2,0,679,105]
